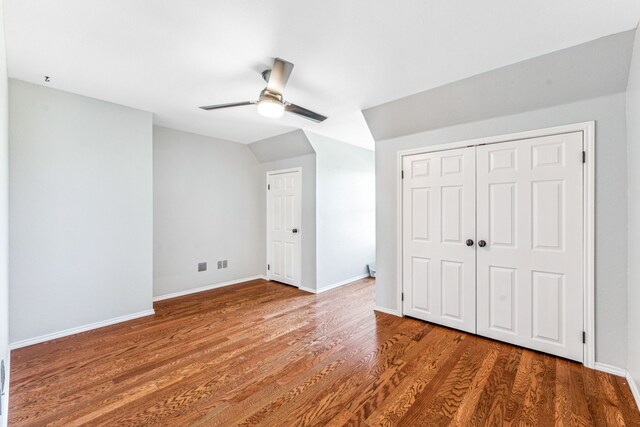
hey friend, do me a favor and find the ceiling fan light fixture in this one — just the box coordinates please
[257,97,284,119]
[199,58,327,122]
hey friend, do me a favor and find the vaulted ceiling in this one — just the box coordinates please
[4,1,640,149]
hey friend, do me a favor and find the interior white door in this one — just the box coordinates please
[267,170,301,287]
[476,132,584,361]
[402,147,476,333]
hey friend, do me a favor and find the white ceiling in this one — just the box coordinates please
[4,1,640,150]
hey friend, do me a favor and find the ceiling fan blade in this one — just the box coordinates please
[266,58,294,94]
[284,102,327,123]
[199,101,256,111]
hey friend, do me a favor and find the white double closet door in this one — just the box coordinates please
[402,132,584,361]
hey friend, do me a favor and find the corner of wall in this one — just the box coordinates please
[0,0,10,422]
[625,22,640,412]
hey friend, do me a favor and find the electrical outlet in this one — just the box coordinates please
[217,261,223,269]
[223,260,228,268]
[198,262,207,272]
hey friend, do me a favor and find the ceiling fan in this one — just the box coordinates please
[199,58,327,123]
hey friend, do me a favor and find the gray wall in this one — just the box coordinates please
[9,80,154,344]
[363,31,633,141]
[307,133,375,289]
[259,154,317,291]
[373,93,628,368]
[153,126,263,297]
[0,1,9,423]
[626,27,640,395]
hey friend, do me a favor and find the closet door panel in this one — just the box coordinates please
[476,132,584,362]
[402,147,476,333]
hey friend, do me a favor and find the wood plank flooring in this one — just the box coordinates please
[9,278,640,426]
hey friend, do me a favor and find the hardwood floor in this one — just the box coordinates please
[9,278,640,426]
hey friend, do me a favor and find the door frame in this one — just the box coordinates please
[266,167,303,287]
[396,121,595,368]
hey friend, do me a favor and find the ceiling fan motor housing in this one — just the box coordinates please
[259,88,283,105]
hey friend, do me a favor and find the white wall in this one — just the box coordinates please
[8,79,153,345]
[626,26,640,404]
[259,154,317,291]
[307,133,375,289]
[0,1,9,423]
[153,126,263,298]
[374,93,628,368]
[251,131,375,293]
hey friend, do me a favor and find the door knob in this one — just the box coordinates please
[466,239,474,246]
[478,240,487,247]
[292,228,298,234]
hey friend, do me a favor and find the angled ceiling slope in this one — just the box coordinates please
[363,30,636,141]
[248,129,314,163]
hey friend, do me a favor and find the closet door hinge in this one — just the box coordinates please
[267,264,270,271]
[582,331,586,344]
[401,292,404,301]
[401,170,404,179]
[268,184,271,190]
[582,151,586,163]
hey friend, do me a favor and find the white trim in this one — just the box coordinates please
[591,364,640,410]
[396,121,595,368]
[9,309,156,350]
[626,371,640,411]
[266,166,303,175]
[266,167,303,287]
[583,121,596,369]
[153,275,267,302]
[395,121,596,157]
[374,305,402,317]
[594,362,627,377]
[396,150,404,316]
[316,274,370,293]
[296,274,371,294]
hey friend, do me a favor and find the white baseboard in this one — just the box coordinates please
[626,371,640,411]
[9,309,156,350]
[296,274,371,295]
[373,305,402,317]
[153,275,267,302]
[316,274,370,294]
[594,362,627,377]
[592,362,640,409]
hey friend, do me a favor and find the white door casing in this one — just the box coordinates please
[476,132,584,361]
[402,147,477,333]
[398,122,594,366]
[267,169,301,287]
